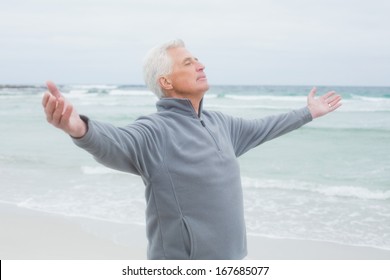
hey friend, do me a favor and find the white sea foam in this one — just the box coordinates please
[65,90,90,98]
[204,94,218,99]
[109,89,153,96]
[212,94,390,112]
[81,166,127,175]
[340,97,390,112]
[350,94,390,102]
[208,104,294,110]
[225,94,306,102]
[241,177,390,200]
[315,186,390,200]
[72,85,118,90]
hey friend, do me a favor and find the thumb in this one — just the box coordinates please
[307,87,317,102]
[46,80,62,99]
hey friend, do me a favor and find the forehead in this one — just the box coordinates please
[167,47,193,63]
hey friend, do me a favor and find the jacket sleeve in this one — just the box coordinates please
[228,107,313,157]
[71,115,164,178]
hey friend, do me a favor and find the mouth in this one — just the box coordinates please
[197,75,207,81]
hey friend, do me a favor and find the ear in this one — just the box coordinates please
[159,76,173,91]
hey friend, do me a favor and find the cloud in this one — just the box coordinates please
[1,0,389,85]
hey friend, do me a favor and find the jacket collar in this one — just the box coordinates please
[156,98,203,118]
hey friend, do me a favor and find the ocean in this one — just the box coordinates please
[1,84,389,251]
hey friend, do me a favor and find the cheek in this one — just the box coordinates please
[173,73,195,89]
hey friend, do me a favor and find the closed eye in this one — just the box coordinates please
[182,57,198,66]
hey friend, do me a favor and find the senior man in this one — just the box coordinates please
[42,39,342,259]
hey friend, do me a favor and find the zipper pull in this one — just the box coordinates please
[200,120,206,127]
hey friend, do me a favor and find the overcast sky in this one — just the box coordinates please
[1,0,389,86]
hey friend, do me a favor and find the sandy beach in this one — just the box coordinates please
[0,202,146,259]
[247,236,390,260]
[1,202,389,260]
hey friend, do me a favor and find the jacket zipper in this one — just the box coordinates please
[200,119,221,152]
[187,98,221,152]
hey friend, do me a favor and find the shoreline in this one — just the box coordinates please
[1,202,389,260]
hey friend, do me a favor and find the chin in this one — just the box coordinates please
[201,82,210,91]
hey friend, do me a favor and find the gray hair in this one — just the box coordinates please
[143,39,185,99]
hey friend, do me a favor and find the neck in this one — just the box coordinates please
[189,96,202,115]
[164,91,204,115]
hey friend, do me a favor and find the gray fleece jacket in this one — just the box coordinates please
[73,97,312,260]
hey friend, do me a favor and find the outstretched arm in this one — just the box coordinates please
[307,87,342,119]
[42,81,87,138]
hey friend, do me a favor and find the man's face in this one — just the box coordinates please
[165,47,209,98]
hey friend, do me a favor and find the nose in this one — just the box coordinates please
[196,61,205,72]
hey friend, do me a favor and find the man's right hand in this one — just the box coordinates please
[42,81,87,138]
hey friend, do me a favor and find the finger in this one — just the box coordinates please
[52,98,65,126]
[307,87,317,104]
[46,80,62,99]
[44,95,58,122]
[42,92,51,107]
[328,96,342,108]
[308,87,317,99]
[329,102,342,111]
[323,91,337,100]
[60,103,73,126]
